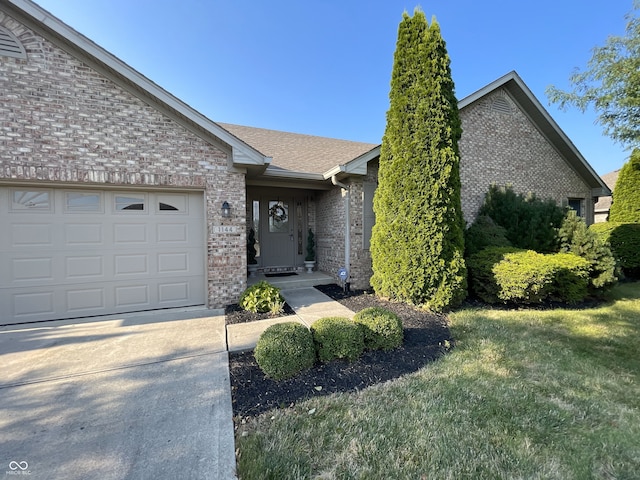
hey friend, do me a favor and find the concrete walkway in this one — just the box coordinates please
[226,287,355,352]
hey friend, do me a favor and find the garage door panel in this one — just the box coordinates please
[11,223,53,247]
[114,254,149,276]
[1,189,205,324]
[12,257,53,281]
[64,223,103,245]
[115,284,150,308]
[65,255,104,279]
[114,223,147,244]
[13,291,55,318]
[157,223,188,243]
[159,282,189,303]
[66,288,105,313]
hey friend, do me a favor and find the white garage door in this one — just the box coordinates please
[0,187,205,324]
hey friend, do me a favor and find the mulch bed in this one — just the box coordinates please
[224,302,296,325]
[228,284,452,418]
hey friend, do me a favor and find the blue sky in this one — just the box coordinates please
[34,0,633,175]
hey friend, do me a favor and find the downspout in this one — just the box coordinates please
[331,175,350,281]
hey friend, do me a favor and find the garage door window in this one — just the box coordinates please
[157,194,187,213]
[65,192,102,213]
[115,195,146,212]
[11,190,51,211]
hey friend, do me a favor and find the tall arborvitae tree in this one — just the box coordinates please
[609,148,640,223]
[370,9,466,311]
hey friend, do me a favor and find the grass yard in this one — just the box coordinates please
[235,282,640,479]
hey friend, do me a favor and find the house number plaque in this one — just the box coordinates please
[213,225,238,234]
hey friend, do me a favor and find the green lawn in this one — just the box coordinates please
[236,282,640,479]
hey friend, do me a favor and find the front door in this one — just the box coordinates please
[255,195,306,269]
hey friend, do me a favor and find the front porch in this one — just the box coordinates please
[247,270,335,289]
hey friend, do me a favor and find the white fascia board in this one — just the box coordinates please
[262,169,325,181]
[6,0,267,167]
[324,145,381,179]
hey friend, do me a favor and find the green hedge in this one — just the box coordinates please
[590,223,640,279]
[467,247,590,304]
[254,322,316,380]
[310,317,364,362]
[353,307,403,351]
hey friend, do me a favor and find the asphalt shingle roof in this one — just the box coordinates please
[218,123,379,175]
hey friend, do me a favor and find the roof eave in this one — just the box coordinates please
[326,145,381,179]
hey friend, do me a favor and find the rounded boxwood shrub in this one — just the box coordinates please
[239,281,284,314]
[310,317,364,362]
[254,322,315,380]
[353,307,403,351]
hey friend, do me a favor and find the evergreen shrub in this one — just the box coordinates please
[353,307,403,351]
[590,222,640,279]
[466,247,524,303]
[369,10,467,311]
[311,317,364,362]
[239,281,284,314]
[478,185,566,253]
[467,247,590,304]
[558,210,617,292]
[608,148,640,223]
[464,215,512,257]
[254,322,316,380]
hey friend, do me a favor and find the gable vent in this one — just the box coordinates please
[0,26,27,59]
[491,96,513,114]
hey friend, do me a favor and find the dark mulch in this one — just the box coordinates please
[225,302,296,325]
[228,284,452,418]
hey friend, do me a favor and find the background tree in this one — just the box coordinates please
[546,2,639,147]
[370,9,466,311]
[609,148,640,222]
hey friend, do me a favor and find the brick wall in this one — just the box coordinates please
[317,187,345,279]
[346,88,593,290]
[459,89,592,224]
[0,12,246,308]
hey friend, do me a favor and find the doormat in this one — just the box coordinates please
[265,272,298,278]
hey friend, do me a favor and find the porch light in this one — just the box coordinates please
[221,201,231,218]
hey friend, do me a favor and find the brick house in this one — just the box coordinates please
[0,0,609,324]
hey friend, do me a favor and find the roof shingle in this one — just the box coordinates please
[218,123,378,175]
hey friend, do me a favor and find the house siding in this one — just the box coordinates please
[346,88,594,290]
[0,12,246,309]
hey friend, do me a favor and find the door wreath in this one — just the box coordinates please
[269,203,287,223]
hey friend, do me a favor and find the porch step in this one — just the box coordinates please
[247,270,335,290]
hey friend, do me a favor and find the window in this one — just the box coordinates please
[11,190,51,211]
[115,195,145,211]
[252,200,261,258]
[568,198,584,218]
[268,201,288,233]
[66,192,101,212]
[157,194,187,213]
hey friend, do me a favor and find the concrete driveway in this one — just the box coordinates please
[0,309,235,479]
